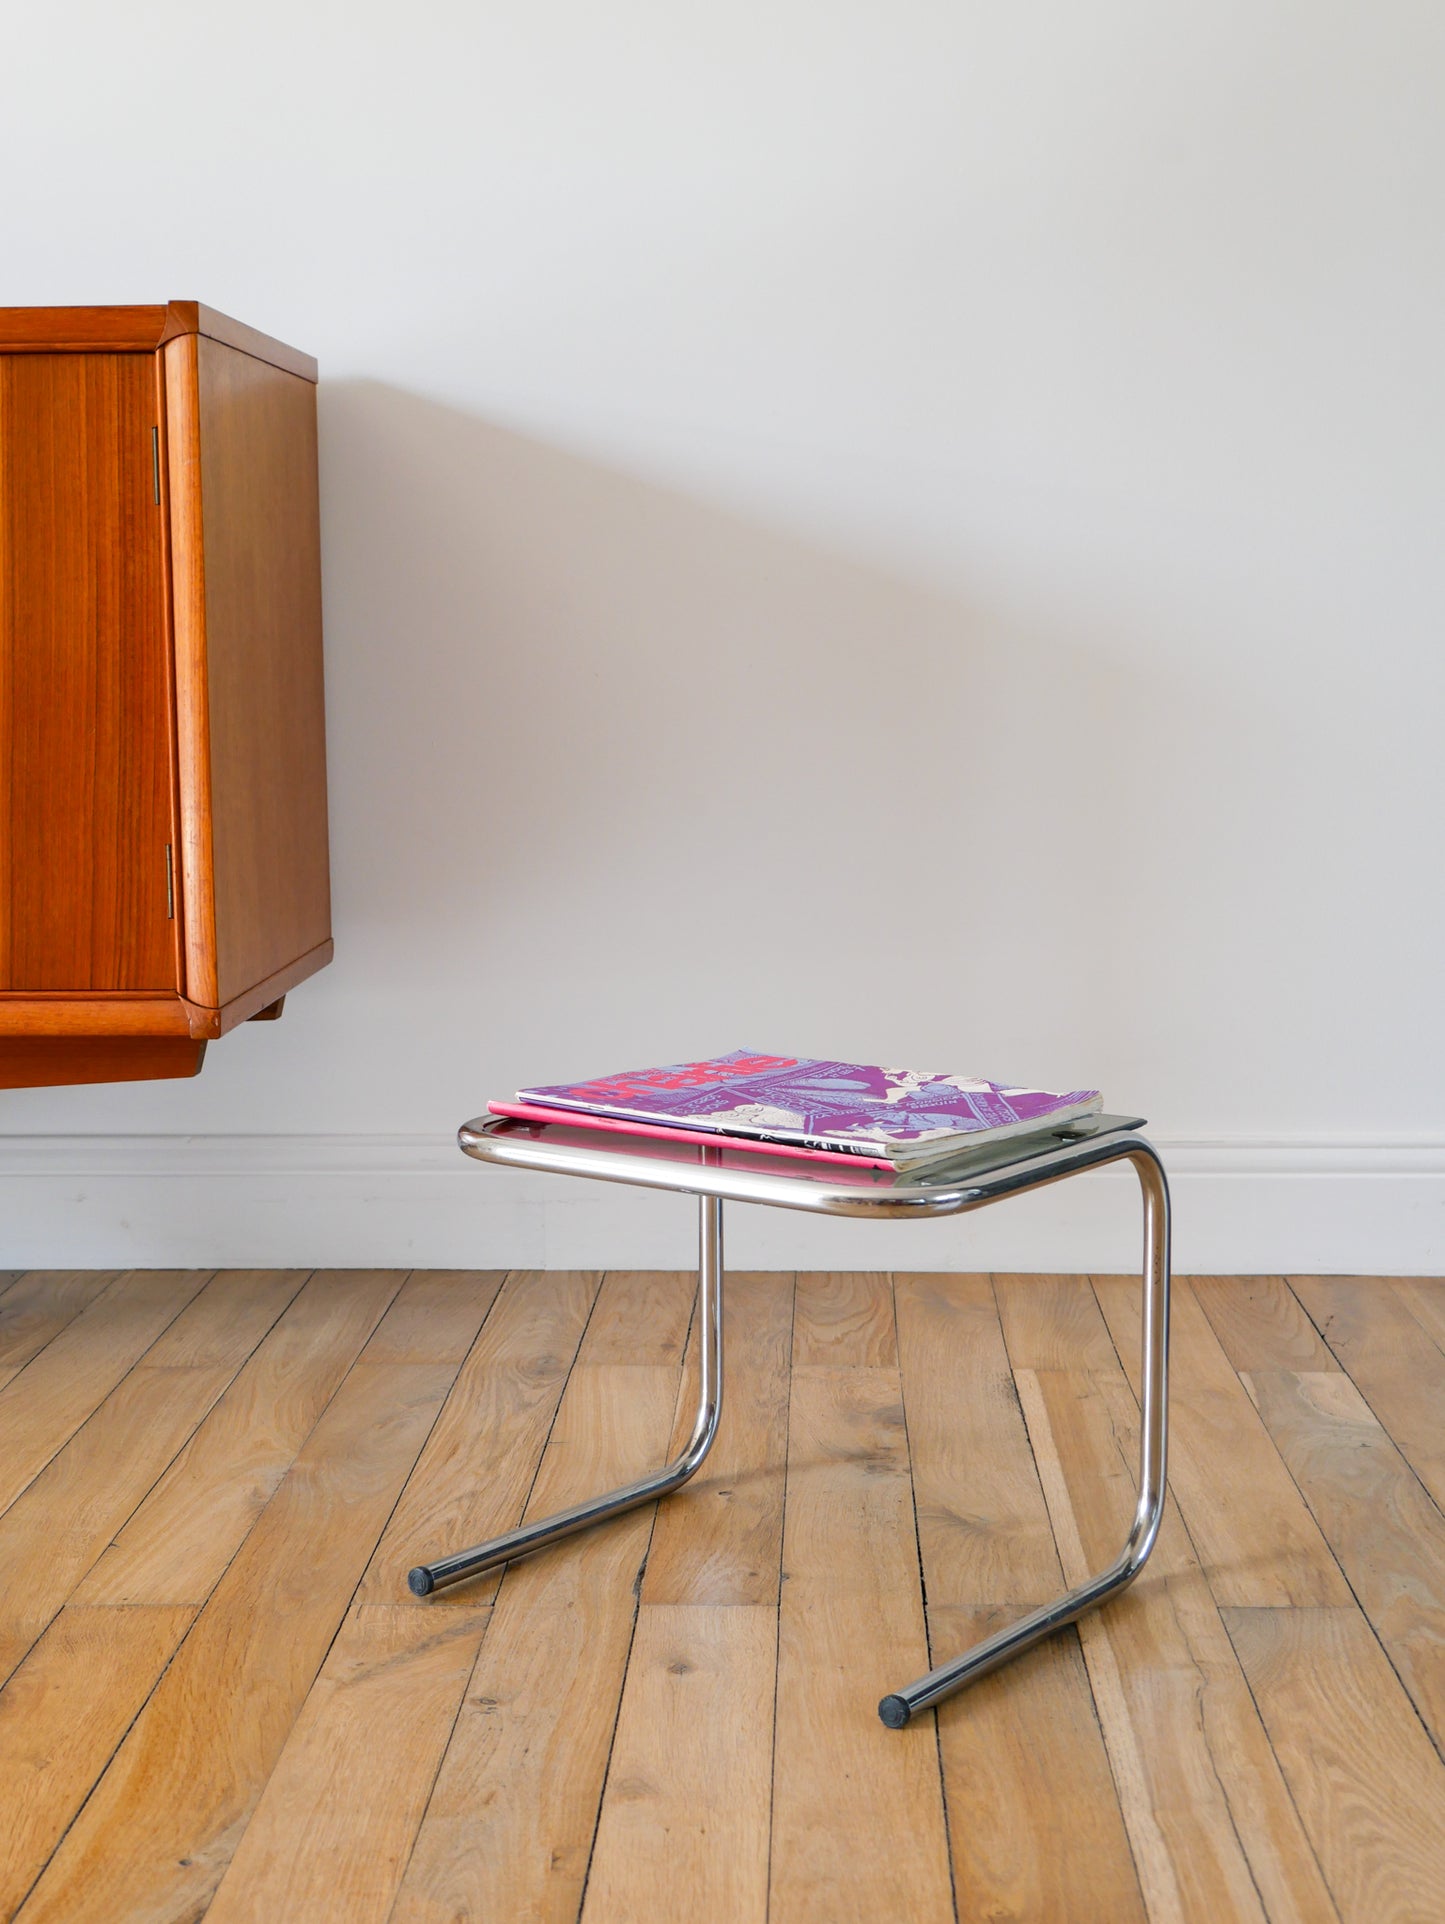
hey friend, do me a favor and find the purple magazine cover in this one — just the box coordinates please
[519,1050,1101,1161]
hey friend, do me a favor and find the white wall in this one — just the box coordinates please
[2,1,1442,1271]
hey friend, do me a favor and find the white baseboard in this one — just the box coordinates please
[0,1133,1441,1274]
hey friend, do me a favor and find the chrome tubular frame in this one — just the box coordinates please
[411,1114,1169,1731]
[407,1192,725,1598]
[878,1138,1170,1726]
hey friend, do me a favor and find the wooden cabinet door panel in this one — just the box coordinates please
[0,352,176,991]
[181,336,329,1009]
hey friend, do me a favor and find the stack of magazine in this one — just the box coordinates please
[489,1048,1102,1175]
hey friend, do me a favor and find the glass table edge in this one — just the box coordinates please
[457,1112,1149,1218]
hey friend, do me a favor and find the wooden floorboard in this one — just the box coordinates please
[0,1271,212,1516]
[1001,1279,1340,1924]
[389,1270,693,1924]
[768,1274,954,1923]
[0,1271,309,1686]
[19,1277,434,1923]
[0,1270,1443,1921]
[1092,1275,1351,1608]
[203,1272,507,1924]
[0,1272,124,1396]
[1224,1605,1445,1923]
[72,1270,402,1609]
[0,1603,199,1920]
[897,1274,1145,1919]
[1291,1277,1445,1515]
[581,1274,794,1922]
[1242,1366,1445,1757]
[1392,1275,1445,1354]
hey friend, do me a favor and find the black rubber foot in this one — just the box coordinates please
[407,1566,435,1597]
[878,1695,912,1729]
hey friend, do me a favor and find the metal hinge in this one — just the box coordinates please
[165,843,175,919]
[151,426,161,505]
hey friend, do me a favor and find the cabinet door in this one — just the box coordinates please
[0,352,176,991]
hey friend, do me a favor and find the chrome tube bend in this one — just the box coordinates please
[407,1192,724,1597]
[879,1138,1171,1727]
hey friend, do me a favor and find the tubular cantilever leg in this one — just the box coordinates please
[878,1139,1171,1727]
[408,1192,725,1598]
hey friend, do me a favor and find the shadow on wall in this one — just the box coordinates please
[316,380,1233,1098]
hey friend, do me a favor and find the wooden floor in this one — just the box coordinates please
[1,1269,1444,1922]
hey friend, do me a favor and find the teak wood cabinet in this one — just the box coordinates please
[0,302,331,1089]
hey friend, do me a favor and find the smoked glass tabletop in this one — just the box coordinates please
[458,1112,1149,1219]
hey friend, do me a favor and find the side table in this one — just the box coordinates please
[408,1111,1170,1728]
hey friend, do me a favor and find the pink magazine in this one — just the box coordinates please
[488,1100,897,1170]
[513,1049,1102,1164]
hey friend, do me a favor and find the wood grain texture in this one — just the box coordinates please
[770,1380,953,1924]
[19,1357,452,1924]
[993,1271,1125,1370]
[790,1270,897,1367]
[574,1268,697,1365]
[895,1271,1062,1605]
[141,1268,310,1368]
[0,1035,204,1085]
[1093,1275,1350,1607]
[1392,1275,1445,1352]
[204,1602,487,1924]
[163,304,318,382]
[0,1271,307,1680]
[0,352,175,994]
[895,1273,1144,1919]
[181,938,333,1038]
[3,1271,1442,1923]
[0,1270,119,1385]
[1291,1275,1445,1512]
[0,1270,209,1517]
[0,306,171,352]
[0,995,193,1035]
[356,1269,600,1609]
[0,1604,196,1920]
[769,1271,954,1924]
[198,1275,505,1924]
[163,331,216,1005]
[0,306,315,379]
[1020,1365,1339,1924]
[73,1270,402,1607]
[583,1275,793,1921]
[390,1271,696,1924]
[1191,1275,1340,1373]
[174,335,329,1011]
[1012,1276,1337,1923]
[1224,1605,1445,1923]
[930,1605,1147,1924]
[356,1268,506,1365]
[0,305,327,1087]
[583,1604,776,1924]
[1244,1366,1445,1752]
[642,1270,794,1606]
[0,1361,230,1685]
